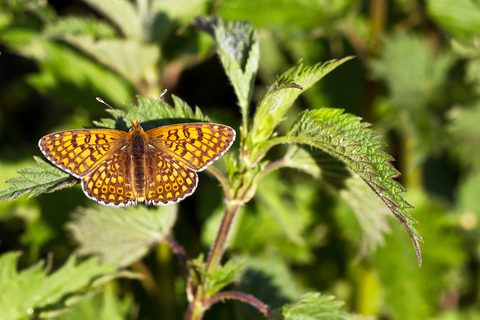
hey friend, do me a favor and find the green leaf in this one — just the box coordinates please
[0,252,116,320]
[218,0,355,30]
[284,108,423,265]
[194,17,259,128]
[282,146,391,256]
[62,35,160,84]
[448,103,480,171]
[335,176,391,257]
[53,283,132,320]
[281,292,348,320]
[204,258,245,296]
[1,94,208,203]
[0,156,77,203]
[240,254,307,307]
[374,190,465,320]
[369,33,454,111]
[68,204,178,267]
[427,0,480,39]
[94,94,208,131]
[247,57,354,158]
[81,0,141,39]
[43,16,117,39]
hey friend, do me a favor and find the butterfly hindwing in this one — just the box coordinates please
[146,123,235,171]
[39,129,127,178]
[145,148,198,206]
[81,150,137,207]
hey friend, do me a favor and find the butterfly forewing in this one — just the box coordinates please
[145,149,198,205]
[39,129,127,178]
[81,150,137,206]
[146,123,235,171]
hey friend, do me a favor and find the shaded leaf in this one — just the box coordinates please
[240,254,308,309]
[374,190,465,320]
[81,0,141,39]
[369,33,454,110]
[284,108,422,265]
[427,0,480,39]
[281,292,349,320]
[43,16,117,39]
[0,252,116,320]
[0,156,77,203]
[194,17,259,127]
[282,146,391,257]
[68,204,178,267]
[248,57,354,157]
[62,35,160,84]
[448,103,480,171]
[53,282,133,320]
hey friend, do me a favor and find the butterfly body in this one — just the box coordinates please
[39,119,235,207]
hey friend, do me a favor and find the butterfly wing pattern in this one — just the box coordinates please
[39,122,235,207]
[145,123,235,205]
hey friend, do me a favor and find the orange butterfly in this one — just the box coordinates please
[38,90,235,207]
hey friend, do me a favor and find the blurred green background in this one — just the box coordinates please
[1,0,480,319]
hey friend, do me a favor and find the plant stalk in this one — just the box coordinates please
[204,291,273,318]
[205,202,240,274]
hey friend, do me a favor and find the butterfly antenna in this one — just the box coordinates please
[96,97,132,124]
[139,89,167,124]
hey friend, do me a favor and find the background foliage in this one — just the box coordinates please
[0,0,479,319]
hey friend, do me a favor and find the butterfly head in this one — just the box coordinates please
[129,119,143,132]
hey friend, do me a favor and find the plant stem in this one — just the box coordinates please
[204,291,273,318]
[205,202,240,274]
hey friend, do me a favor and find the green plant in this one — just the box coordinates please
[0,15,423,319]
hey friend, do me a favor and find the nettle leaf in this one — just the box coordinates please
[427,0,480,39]
[54,283,133,320]
[0,156,77,202]
[1,95,207,203]
[281,292,349,320]
[0,251,116,320]
[43,16,117,39]
[204,258,246,296]
[94,94,208,131]
[283,146,391,257]
[248,57,354,155]
[194,17,259,127]
[68,204,178,267]
[284,108,422,265]
[81,0,141,39]
[62,35,160,85]
[240,254,307,306]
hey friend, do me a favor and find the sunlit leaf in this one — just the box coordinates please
[247,57,354,158]
[281,292,348,320]
[0,156,77,203]
[204,258,245,296]
[282,108,422,265]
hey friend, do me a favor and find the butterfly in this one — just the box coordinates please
[38,90,235,207]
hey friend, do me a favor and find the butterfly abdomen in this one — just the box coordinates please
[130,129,148,202]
